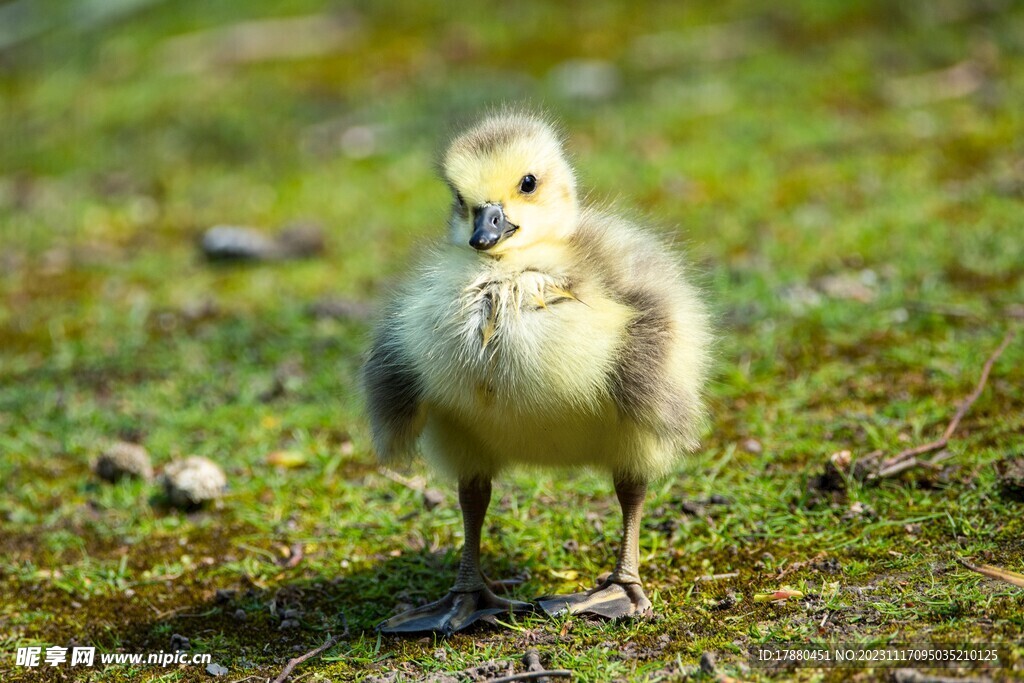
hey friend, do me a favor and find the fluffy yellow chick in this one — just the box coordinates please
[364,111,711,634]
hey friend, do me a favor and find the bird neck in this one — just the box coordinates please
[485,238,575,278]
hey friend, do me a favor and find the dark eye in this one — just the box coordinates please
[455,192,465,207]
[519,174,537,194]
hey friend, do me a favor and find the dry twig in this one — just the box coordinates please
[695,572,739,582]
[486,671,573,683]
[864,330,1015,481]
[483,651,574,683]
[957,557,1024,589]
[270,615,348,683]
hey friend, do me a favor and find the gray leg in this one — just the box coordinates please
[378,477,533,635]
[452,477,490,591]
[538,477,653,619]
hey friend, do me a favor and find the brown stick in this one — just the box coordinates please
[516,648,572,683]
[868,330,1015,479]
[957,557,1024,588]
[486,671,574,683]
[695,572,739,582]
[271,616,348,683]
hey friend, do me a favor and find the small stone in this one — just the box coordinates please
[995,456,1024,501]
[549,59,621,101]
[712,591,738,610]
[340,125,377,159]
[279,618,300,630]
[160,456,227,509]
[170,634,190,651]
[281,608,302,619]
[830,450,853,471]
[841,500,876,521]
[233,609,247,621]
[562,539,580,553]
[199,224,324,263]
[742,438,762,454]
[94,442,153,482]
[681,500,704,516]
[780,283,823,313]
[699,651,717,675]
[206,662,228,677]
[423,488,445,510]
[433,648,447,662]
[816,270,877,302]
[214,589,236,604]
[200,226,279,261]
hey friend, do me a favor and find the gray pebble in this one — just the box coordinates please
[423,488,444,510]
[161,456,227,508]
[206,662,229,677]
[549,59,621,101]
[94,442,153,482]
[200,226,278,261]
[200,224,324,262]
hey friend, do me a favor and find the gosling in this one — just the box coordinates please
[364,111,711,634]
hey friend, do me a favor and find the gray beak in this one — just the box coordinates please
[470,204,517,251]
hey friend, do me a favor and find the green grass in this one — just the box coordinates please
[2,0,1023,681]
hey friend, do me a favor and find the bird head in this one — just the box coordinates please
[442,112,578,258]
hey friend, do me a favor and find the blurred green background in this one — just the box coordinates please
[2,1,1023,681]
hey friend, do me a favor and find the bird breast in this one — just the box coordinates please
[400,261,632,419]
[462,270,576,351]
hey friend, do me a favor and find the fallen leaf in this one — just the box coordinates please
[266,450,308,468]
[548,569,579,581]
[754,588,804,602]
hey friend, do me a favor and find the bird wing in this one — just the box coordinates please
[608,284,703,450]
[573,209,709,453]
[362,312,426,465]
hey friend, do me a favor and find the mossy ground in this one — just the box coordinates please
[2,1,1023,681]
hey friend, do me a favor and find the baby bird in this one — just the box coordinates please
[364,111,711,634]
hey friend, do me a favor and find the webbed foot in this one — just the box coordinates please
[378,587,533,635]
[537,578,652,620]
